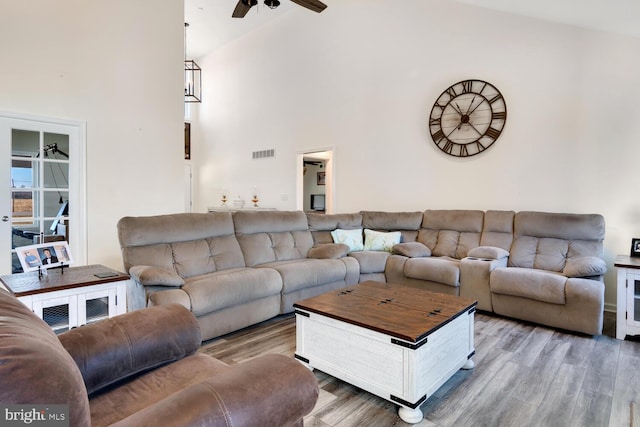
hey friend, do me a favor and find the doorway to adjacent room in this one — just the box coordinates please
[296,148,333,214]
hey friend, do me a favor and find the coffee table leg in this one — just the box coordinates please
[398,406,423,424]
[462,358,475,370]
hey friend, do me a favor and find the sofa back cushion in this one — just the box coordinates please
[480,210,515,250]
[307,212,362,244]
[418,210,484,259]
[234,211,314,266]
[361,211,423,243]
[508,211,605,272]
[118,212,245,278]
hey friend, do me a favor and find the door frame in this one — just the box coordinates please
[1,111,87,274]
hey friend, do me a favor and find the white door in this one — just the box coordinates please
[0,115,86,275]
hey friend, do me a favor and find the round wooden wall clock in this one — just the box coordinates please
[429,79,507,157]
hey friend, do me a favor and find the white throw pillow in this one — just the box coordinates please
[331,228,364,252]
[363,229,402,252]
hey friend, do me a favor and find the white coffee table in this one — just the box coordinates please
[293,281,476,423]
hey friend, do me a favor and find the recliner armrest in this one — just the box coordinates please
[129,265,185,287]
[59,304,201,396]
[110,354,319,427]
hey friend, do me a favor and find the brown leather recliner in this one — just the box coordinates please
[0,289,318,426]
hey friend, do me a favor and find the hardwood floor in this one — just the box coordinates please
[199,311,640,427]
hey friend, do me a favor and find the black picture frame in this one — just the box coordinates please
[631,238,640,257]
[317,172,325,186]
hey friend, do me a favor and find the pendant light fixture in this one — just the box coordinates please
[184,23,202,103]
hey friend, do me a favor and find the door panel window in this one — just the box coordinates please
[10,130,70,273]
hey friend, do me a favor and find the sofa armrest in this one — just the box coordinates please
[392,242,431,258]
[59,304,201,396]
[460,257,508,311]
[563,256,607,278]
[466,246,509,261]
[129,265,185,287]
[110,354,319,427]
[308,243,350,259]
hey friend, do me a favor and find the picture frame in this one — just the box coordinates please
[317,171,326,186]
[16,242,74,272]
[631,238,640,258]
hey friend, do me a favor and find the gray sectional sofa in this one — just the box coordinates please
[117,209,606,339]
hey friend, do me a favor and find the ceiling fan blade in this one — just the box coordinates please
[232,0,255,18]
[290,0,327,13]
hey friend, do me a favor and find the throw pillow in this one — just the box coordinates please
[363,229,401,252]
[563,256,607,277]
[392,242,431,257]
[331,228,364,252]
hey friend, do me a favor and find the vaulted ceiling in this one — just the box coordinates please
[185,0,640,59]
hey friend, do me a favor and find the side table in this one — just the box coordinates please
[0,264,129,334]
[615,255,640,339]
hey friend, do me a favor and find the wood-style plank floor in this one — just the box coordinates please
[199,311,640,427]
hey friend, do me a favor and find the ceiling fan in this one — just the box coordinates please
[232,0,327,18]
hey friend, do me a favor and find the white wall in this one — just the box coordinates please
[192,0,640,310]
[0,0,186,270]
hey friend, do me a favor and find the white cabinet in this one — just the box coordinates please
[1,265,128,334]
[615,255,640,339]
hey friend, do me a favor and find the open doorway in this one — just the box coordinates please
[296,149,334,214]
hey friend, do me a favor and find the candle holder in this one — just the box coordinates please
[251,194,259,208]
[221,194,228,207]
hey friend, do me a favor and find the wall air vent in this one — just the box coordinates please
[252,149,275,160]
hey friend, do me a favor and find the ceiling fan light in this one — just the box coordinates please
[242,0,258,6]
[265,0,280,9]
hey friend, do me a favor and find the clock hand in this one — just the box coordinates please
[464,95,477,115]
[452,102,464,116]
[468,122,483,136]
[467,98,486,116]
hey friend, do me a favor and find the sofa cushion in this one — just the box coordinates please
[331,228,364,252]
[392,242,431,258]
[118,212,237,272]
[182,268,282,316]
[509,211,605,273]
[403,257,460,287]
[563,256,607,278]
[129,265,185,287]
[348,251,390,274]
[491,267,566,305]
[89,353,229,426]
[308,243,350,259]
[419,210,484,259]
[172,235,246,278]
[363,229,401,252]
[234,211,315,266]
[258,259,350,294]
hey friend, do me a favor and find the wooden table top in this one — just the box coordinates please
[0,264,129,297]
[293,281,477,343]
[614,255,640,269]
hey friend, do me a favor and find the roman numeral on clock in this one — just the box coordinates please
[461,80,473,93]
[492,111,506,120]
[429,117,441,126]
[485,127,501,139]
